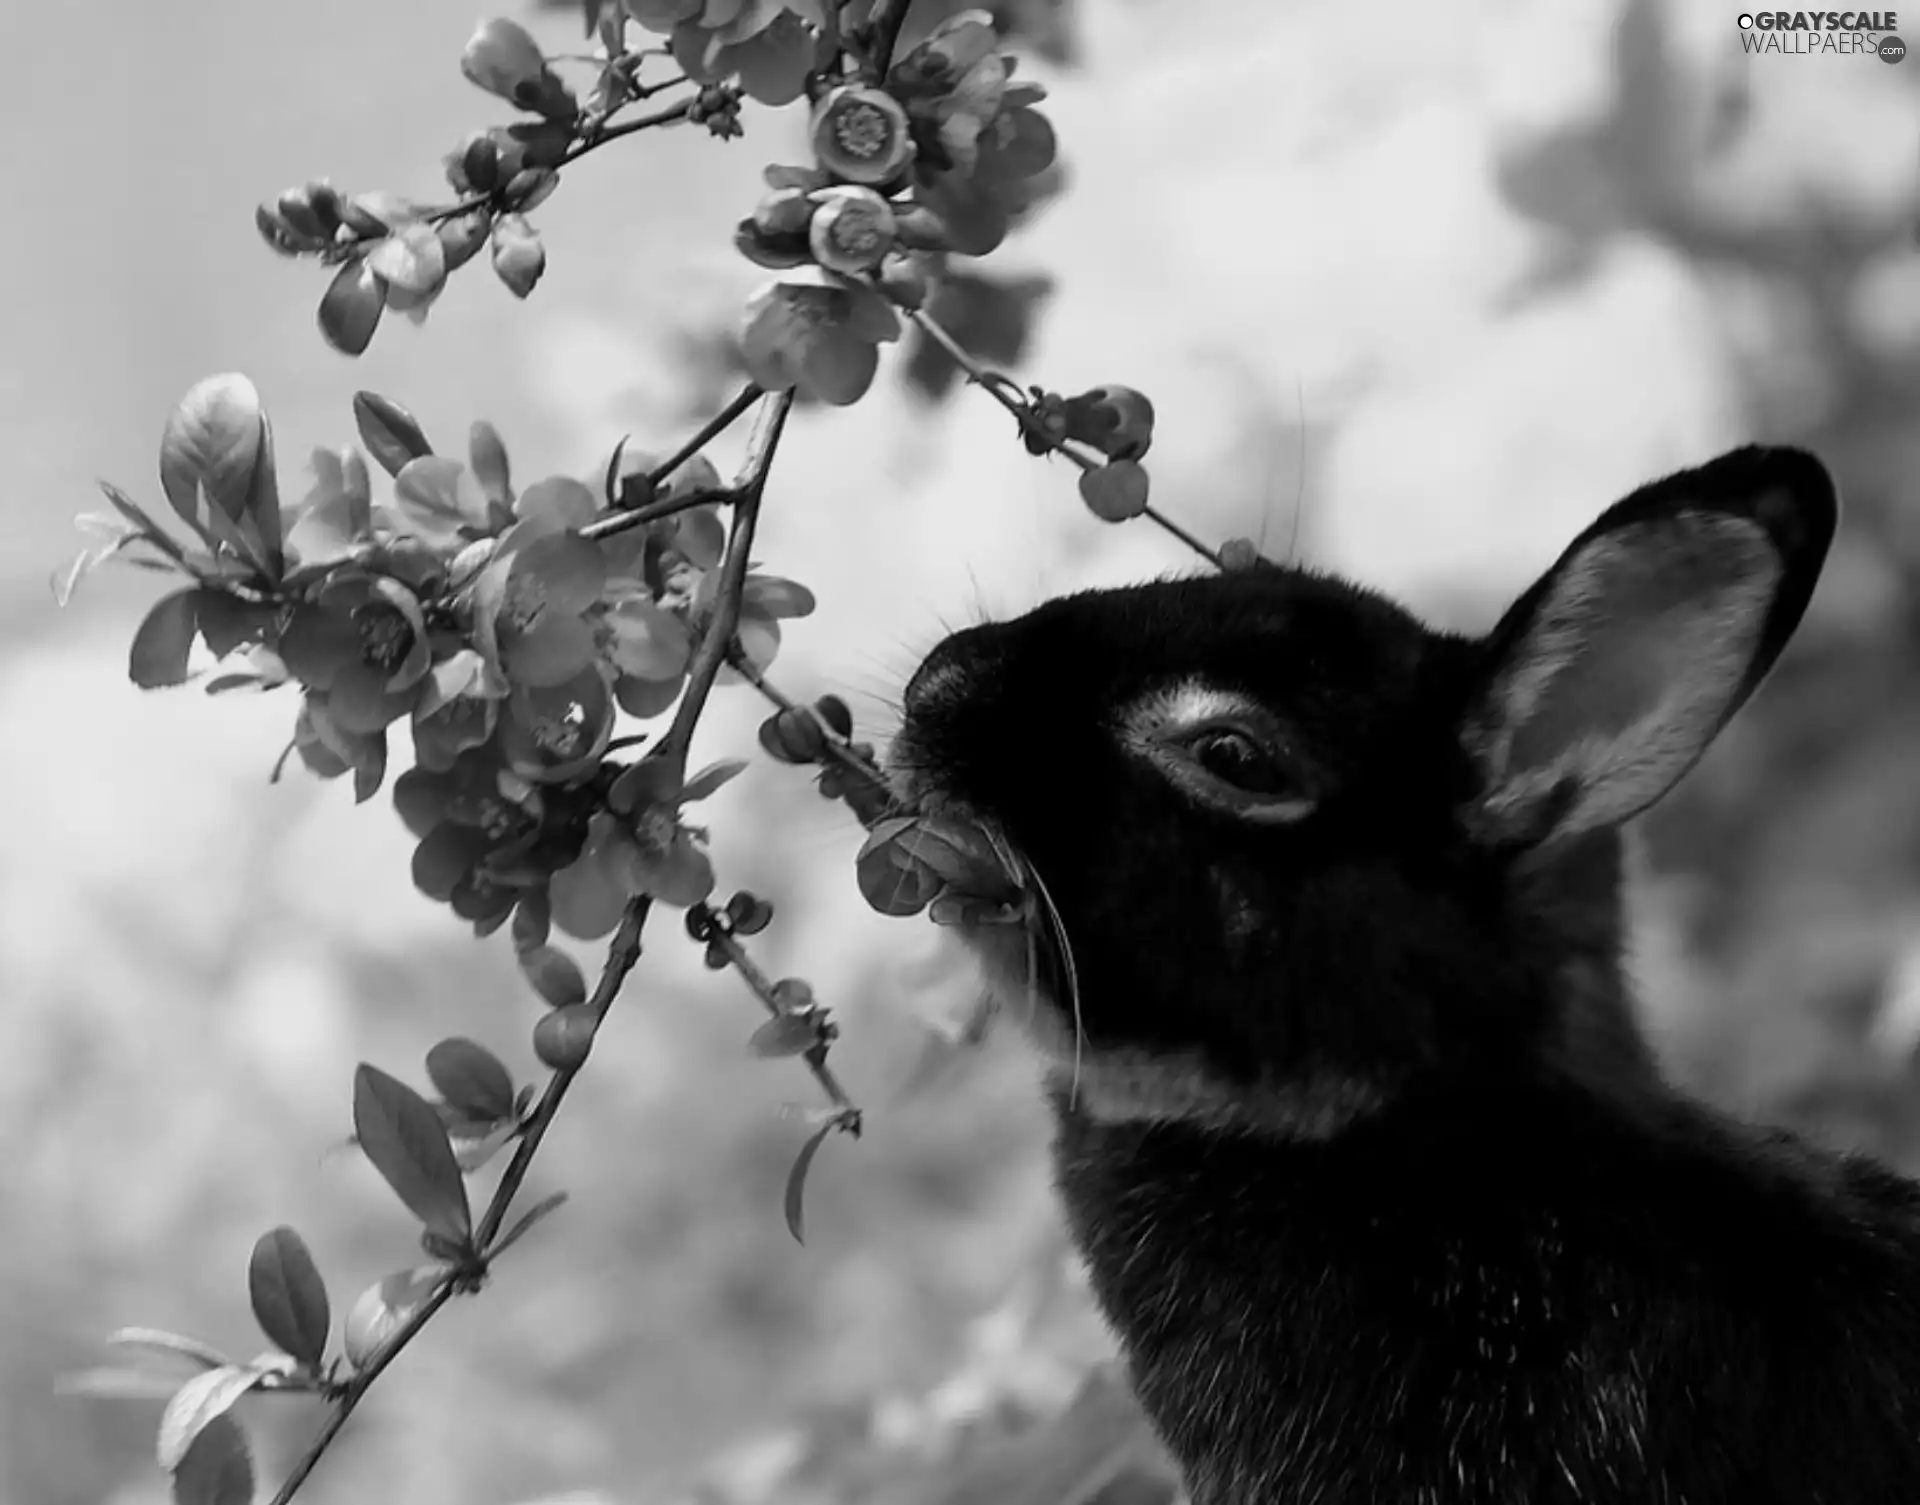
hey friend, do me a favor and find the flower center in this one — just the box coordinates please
[530,701,590,760]
[832,210,884,255]
[476,798,520,841]
[354,605,415,671]
[631,804,677,860]
[834,103,894,161]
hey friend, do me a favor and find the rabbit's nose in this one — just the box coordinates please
[902,621,1006,722]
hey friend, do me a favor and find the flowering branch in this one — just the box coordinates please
[65,4,1254,1502]
[259,393,799,1505]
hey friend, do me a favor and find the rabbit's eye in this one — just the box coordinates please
[1122,684,1315,824]
[1187,728,1291,796]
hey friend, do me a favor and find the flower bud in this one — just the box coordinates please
[892,205,953,252]
[1217,538,1264,572]
[734,221,813,270]
[504,167,560,213]
[461,19,577,120]
[807,185,896,275]
[1078,459,1151,522]
[490,214,546,299]
[753,186,816,238]
[336,197,391,237]
[758,707,827,764]
[437,210,493,273]
[317,257,385,356]
[533,1003,597,1070]
[257,204,318,256]
[1061,384,1157,462]
[875,253,930,310]
[812,695,853,738]
[344,1267,443,1370]
[275,185,331,240]
[459,132,501,194]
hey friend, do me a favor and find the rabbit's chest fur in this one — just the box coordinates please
[1051,1080,1920,1505]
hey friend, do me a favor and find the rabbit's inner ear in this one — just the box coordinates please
[1462,513,1780,850]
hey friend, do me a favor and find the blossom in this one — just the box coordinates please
[886,9,1007,176]
[276,573,433,733]
[648,2,823,107]
[495,665,616,785]
[807,186,896,274]
[810,86,914,185]
[740,273,902,406]
[472,526,606,689]
[410,647,505,772]
[460,19,578,121]
[545,754,747,935]
[395,747,551,931]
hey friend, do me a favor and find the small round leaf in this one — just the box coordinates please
[129,590,202,688]
[246,1226,330,1367]
[352,392,434,478]
[424,1037,516,1121]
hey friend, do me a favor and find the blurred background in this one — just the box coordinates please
[6,0,1920,1500]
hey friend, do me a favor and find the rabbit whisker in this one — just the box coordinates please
[1020,858,1086,1109]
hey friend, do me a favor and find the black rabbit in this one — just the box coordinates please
[888,447,1920,1504]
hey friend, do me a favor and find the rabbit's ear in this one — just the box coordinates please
[1459,446,1837,852]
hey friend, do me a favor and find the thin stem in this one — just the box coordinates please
[1143,506,1224,569]
[384,81,736,240]
[572,85,741,159]
[903,307,1093,473]
[472,899,652,1251]
[698,910,862,1127]
[583,383,767,540]
[906,306,1226,570]
[730,656,893,801]
[264,1284,458,1505]
[660,390,797,774]
[580,486,730,541]
[266,902,651,1505]
[863,0,914,79]
[639,383,765,495]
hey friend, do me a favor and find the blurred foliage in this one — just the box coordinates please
[1494,0,1920,1163]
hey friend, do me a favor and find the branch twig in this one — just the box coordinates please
[638,383,765,496]
[695,905,862,1128]
[661,389,797,775]
[862,0,914,80]
[584,383,768,541]
[905,305,1224,570]
[728,654,895,809]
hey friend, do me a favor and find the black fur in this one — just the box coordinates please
[890,447,1920,1502]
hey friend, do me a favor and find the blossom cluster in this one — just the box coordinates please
[75,375,817,952]
[737,8,1061,403]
